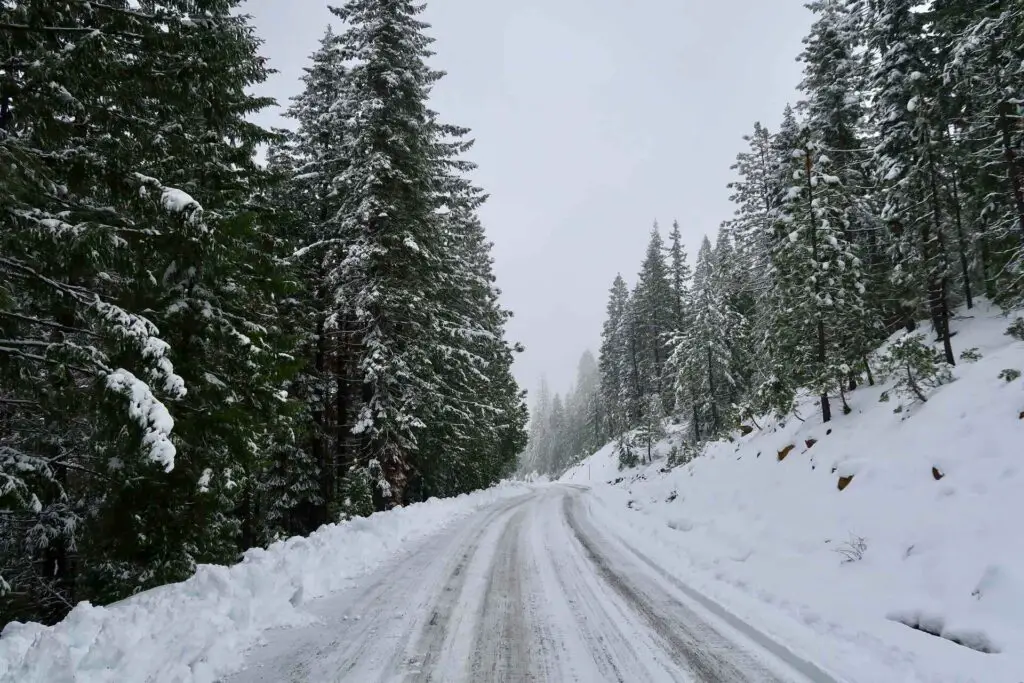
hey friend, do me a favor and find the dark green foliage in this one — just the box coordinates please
[1,0,525,630]
[879,334,954,406]
[595,0,1019,469]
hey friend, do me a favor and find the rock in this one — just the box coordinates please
[826,428,832,435]
[777,444,796,461]
[932,466,945,481]
[739,425,754,436]
[805,438,818,449]
[838,474,854,491]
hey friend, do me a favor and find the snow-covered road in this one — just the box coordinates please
[226,485,837,683]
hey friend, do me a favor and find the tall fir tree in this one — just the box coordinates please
[598,275,631,437]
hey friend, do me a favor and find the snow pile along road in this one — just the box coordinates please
[0,482,531,683]
[563,301,1024,682]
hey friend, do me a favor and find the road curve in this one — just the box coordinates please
[224,485,837,683]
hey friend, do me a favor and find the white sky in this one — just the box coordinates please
[241,0,813,398]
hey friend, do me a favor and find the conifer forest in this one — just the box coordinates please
[3,0,1024,650]
[0,0,527,627]
[518,0,1024,475]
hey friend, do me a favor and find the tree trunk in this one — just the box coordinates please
[949,162,973,309]
[312,315,329,526]
[706,345,719,434]
[804,149,832,424]
[925,147,956,366]
[691,397,701,443]
[863,355,875,387]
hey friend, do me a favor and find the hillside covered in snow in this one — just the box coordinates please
[563,302,1024,682]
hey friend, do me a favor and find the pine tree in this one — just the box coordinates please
[770,128,873,422]
[74,0,294,602]
[666,221,693,333]
[633,225,676,408]
[326,0,451,507]
[798,0,885,385]
[943,1,1024,305]
[670,237,740,438]
[598,275,631,437]
[866,0,957,364]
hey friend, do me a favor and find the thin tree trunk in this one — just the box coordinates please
[313,315,329,525]
[805,150,832,423]
[691,397,701,443]
[925,147,956,366]
[706,345,719,434]
[949,162,973,309]
[863,355,875,387]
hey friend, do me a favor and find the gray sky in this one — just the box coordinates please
[242,0,813,398]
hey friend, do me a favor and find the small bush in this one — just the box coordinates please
[999,368,1021,383]
[959,348,982,363]
[1007,318,1024,342]
[835,534,868,563]
[879,333,954,405]
[616,436,640,470]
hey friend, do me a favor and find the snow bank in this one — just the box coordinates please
[0,482,531,683]
[565,301,1024,682]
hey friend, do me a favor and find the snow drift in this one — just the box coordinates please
[564,301,1024,682]
[0,482,531,683]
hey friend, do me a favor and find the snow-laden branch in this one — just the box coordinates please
[105,370,177,472]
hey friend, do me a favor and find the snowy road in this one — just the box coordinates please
[226,485,838,683]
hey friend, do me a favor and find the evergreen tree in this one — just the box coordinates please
[670,237,739,438]
[326,0,452,507]
[598,275,631,437]
[633,225,676,408]
[866,0,957,363]
[666,222,692,328]
[943,1,1024,305]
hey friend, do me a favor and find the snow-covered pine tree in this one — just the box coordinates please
[633,225,676,409]
[523,377,554,474]
[798,0,885,384]
[666,221,693,335]
[547,394,568,472]
[865,0,957,364]
[621,285,646,428]
[598,275,631,437]
[76,0,296,603]
[574,350,604,456]
[720,122,783,393]
[943,0,1024,306]
[669,237,740,438]
[724,122,778,305]
[0,0,200,623]
[326,0,451,507]
[770,129,872,422]
[259,138,325,541]
[415,154,527,496]
[663,220,694,415]
[279,26,352,525]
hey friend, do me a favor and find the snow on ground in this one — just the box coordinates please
[0,482,531,683]
[564,301,1024,682]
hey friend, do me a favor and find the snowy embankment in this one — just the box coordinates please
[0,482,531,683]
[563,302,1024,682]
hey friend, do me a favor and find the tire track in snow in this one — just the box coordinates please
[224,492,534,683]
[403,501,530,682]
[536,490,682,682]
[467,507,533,681]
[563,493,792,682]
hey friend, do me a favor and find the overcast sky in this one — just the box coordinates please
[241,0,813,399]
